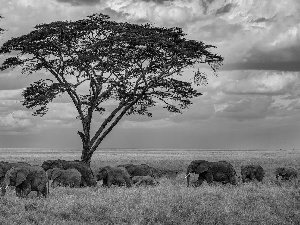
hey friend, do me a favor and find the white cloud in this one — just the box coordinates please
[11,110,32,119]
[0,89,23,100]
[0,113,33,132]
[211,70,300,96]
[270,26,299,47]
[43,103,78,121]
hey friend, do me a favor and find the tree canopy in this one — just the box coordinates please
[0,13,223,164]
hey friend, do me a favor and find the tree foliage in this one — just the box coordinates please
[0,14,223,163]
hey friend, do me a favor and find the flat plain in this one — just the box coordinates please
[0,148,299,225]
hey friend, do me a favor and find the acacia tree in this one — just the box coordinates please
[0,14,223,164]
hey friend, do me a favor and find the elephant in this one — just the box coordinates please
[186,160,237,187]
[0,161,31,194]
[96,166,132,188]
[2,165,48,197]
[117,164,156,178]
[46,168,82,188]
[41,159,96,187]
[132,175,159,186]
[241,164,265,183]
[0,161,31,185]
[275,167,298,181]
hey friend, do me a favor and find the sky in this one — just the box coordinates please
[0,0,299,150]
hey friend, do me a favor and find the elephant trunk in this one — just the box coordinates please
[1,176,10,196]
[186,165,193,187]
[186,173,191,187]
[231,175,238,185]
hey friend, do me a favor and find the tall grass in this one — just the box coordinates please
[0,149,299,224]
[1,179,300,224]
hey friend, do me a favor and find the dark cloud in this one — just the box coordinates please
[222,45,300,71]
[215,3,235,15]
[215,97,274,121]
[139,0,171,4]
[250,15,278,24]
[201,0,216,14]
[251,17,269,23]
[222,61,300,71]
[56,0,100,6]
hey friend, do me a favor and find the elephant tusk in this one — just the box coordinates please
[185,173,191,178]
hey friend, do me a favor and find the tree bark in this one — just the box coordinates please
[81,147,93,166]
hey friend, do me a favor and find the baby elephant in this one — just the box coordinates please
[96,166,132,188]
[47,168,82,188]
[132,175,160,187]
[275,167,298,181]
[241,164,265,183]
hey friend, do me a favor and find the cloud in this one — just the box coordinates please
[215,97,274,121]
[0,89,23,100]
[121,118,173,129]
[56,0,101,6]
[11,110,32,119]
[288,100,300,110]
[0,113,34,133]
[219,71,300,96]
[170,100,215,123]
[42,103,78,121]
[215,3,236,15]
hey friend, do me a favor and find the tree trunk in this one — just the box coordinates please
[79,130,93,166]
[81,148,93,166]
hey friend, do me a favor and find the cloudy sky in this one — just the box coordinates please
[0,0,299,150]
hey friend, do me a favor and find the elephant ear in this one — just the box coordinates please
[97,167,107,180]
[56,159,64,168]
[47,168,59,180]
[195,162,209,174]
[51,169,62,181]
[0,165,8,178]
[104,167,111,176]
[15,168,29,186]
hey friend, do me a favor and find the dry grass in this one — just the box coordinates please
[0,148,300,224]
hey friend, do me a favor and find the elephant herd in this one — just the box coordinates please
[0,159,297,198]
[185,160,298,187]
[0,160,162,198]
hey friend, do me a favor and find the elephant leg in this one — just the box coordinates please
[21,183,31,198]
[16,186,22,197]
[197,174,205,186]
[125,177,132,188]
[74,181,80,188]
[205,172,214,184]
[80,178,88,187]
[249,172,255,181]
[40,186,48,198]
[51,180,59,188]
[1,184,7,196]
[242,176,246,183]
[101,178,108,187]
[106,179,112,188]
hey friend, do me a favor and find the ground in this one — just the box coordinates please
[0,148,299,224]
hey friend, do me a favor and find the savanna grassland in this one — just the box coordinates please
[0,148,300,225]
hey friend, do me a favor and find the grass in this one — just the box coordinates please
[0,148,300,224]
